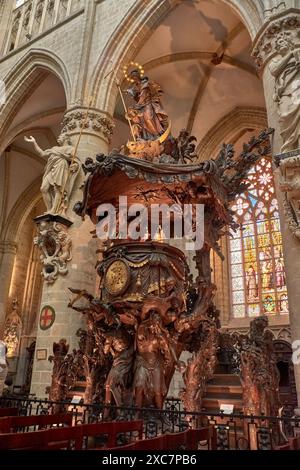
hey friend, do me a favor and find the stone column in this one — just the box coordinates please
[0,1,14,56]
[30,108,114,398]
[252,12,300,408]
[0,241,17,335]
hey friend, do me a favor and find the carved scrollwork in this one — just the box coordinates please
[34,216,72,283]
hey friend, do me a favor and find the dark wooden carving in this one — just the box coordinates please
[273,339,297,405]
[48,339,70,403]
[181,324,219,413]
[21,341,36,395]
[50,73,276,411]
[239,317,280,418]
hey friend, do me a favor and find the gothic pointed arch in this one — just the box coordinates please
[197,106,268,161]
[229,156,289,318]
[2,176,42,244]
[0,48,70,148]
[90,0,265,115]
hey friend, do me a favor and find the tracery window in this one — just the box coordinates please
[229,157,289,318]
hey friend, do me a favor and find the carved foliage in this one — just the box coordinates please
[215,128,274,199]
[252,15,300,68]
[61,110,115,140]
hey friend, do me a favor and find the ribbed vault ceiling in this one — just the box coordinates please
[111,0,265,151]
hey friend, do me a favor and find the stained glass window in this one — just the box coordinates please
[229,157,289,318]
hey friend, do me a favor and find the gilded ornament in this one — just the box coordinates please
[104,259,130,296]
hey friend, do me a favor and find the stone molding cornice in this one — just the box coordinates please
[252,10,300,70]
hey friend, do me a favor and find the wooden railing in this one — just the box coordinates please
[1,396,300,450]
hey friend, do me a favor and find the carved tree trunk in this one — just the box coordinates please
[83,371,94,404]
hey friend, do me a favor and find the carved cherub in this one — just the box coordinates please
[176,129,197,164]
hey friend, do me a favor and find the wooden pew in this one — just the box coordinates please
[290,436,300,450]
[80,420,143,449]
[133,434,165,450]
[284,436,300,450]
[101,426,212,451]
[163,431,188,450]
[0,413,72,433]
[274,442,291,450]
[0,420,143,450]
[186,427,211,450]
[105,430,189,451]
[0,407,18,418]
[94,426,212,451]
[46,425,83,450]
[95,433,185,451]
[106,441,137,451]
[98,434,180,451]
[0,429,48,450]
[40,421,143,450]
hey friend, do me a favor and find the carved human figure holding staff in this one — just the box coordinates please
[125,69,169,141]
[24,134,80,215]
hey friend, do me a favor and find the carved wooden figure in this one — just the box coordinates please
[54,72,276,412]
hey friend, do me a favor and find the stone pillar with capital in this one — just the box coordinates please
[252,11,300,409]
[30,107,114,398]
[0,241,18,336]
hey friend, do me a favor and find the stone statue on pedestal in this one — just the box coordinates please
[125,70,169,141]
[0,341,8,397]
[24,134,80,215]
[269,34,300,152]
[3,299,22,358]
